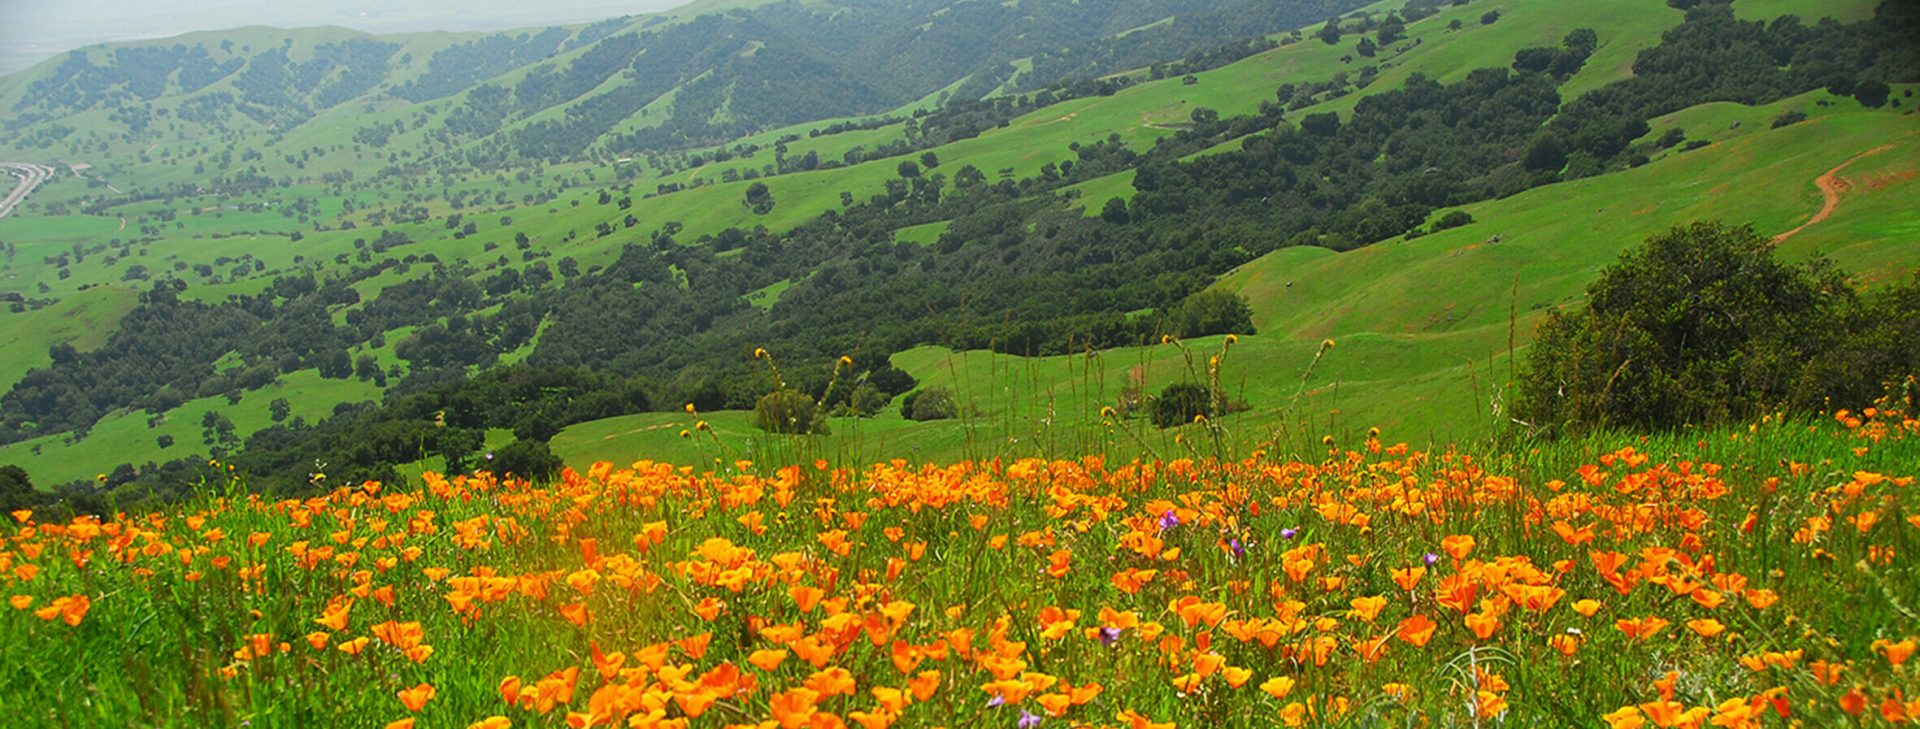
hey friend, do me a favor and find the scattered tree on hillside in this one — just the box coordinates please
[1166,290,1255,339]
[1150,381,1221,429]
[902,387,958,421]
[1854,79,1891,108]
[754,388,827,434]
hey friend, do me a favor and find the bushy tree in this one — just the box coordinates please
[841,383,890,417]
[492,439,562,481]
[744,182,775,215]
[1150,381,1220,429]
[1854,79,1891,108]
[1432,210,1475,231]
[1167,289,1254,338]
[0,465,33,510]
[1514,222,1857,434]
[754,388,827,434]
[902,387,958,421]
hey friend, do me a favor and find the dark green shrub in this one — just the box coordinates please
[1432,210,1474,231]
[842,383,890,417]
[1150,382,1220,429]
[1514,221,1862,434]
[754,388,827,434]
[1167,289,1255,339]
[492,439,562,481]
[903,387,958,421]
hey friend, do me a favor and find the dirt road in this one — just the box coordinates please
[1772,145,1895,244]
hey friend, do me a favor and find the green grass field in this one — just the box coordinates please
[0,286,139,390]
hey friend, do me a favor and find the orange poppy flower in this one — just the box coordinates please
[749,649,790,671]
[790,585,826,613]
[1260,675,1295,700]
[1465,611,1500,640]
[1615,616,1670,641]
[1221,666,1253,688]
[1169,673,1203,694]
[397,682,435,712]
[908,670,941,702]
[34,594,90,626]
[1390,566,1426,592]
[1396,614,1437,647]
[1551,521,1595,546]
[1686,618,1725,638]
[1192,652,1225,679]
[1874,638,1916,666]
[769,687,821,729]
[1112,569,1158,595]
[1600,706,1645,729]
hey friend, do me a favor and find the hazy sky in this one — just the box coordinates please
[0,0,697,74]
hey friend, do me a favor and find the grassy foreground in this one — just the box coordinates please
[3,406,1918,727]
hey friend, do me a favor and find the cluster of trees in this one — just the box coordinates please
[426,0,1378,162]
[1549,3,1918,173]
[21,39,402,132]
[0,250,563,447]
[1018,0,1361,91]
[1516,222,1920,434]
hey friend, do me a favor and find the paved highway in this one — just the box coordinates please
[0,162,55,219]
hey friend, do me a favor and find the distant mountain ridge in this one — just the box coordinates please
[1,0,1369,160]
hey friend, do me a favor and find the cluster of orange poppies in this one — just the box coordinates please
[2,406,1917,727]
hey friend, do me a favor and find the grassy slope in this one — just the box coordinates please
[542,0,1912,468]
[0,369,384,487]
[0,0,1673,308]
[0,286,140,390]
[552,98,1919,467]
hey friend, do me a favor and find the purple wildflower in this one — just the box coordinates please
[1424,552,1440,567]
[1280,527,1298,540]
[987,695,1006,709]
[1099,626,1122,647]
[1230,538,1246,559]
[1019,710,1042,729]
[1158,509,1180,530]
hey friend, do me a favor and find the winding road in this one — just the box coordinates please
[0,162,55,219]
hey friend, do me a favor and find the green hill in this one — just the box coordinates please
[547,95,1918,466]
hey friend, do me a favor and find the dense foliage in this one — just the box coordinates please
[1515,222,1920,435]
